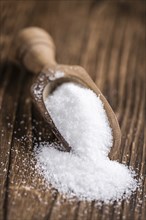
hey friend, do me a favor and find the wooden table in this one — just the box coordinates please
[0,1,145,220]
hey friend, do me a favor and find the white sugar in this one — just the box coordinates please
[49,70,64,81]
[35,82,138,202]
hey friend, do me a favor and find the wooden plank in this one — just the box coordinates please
[0,63,24,219]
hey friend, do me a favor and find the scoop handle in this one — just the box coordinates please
[15,27,57,74]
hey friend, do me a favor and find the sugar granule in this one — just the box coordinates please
[35,82,138,202]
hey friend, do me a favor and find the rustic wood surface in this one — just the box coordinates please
[0,1,145,220]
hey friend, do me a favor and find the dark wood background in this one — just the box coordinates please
[0,0,145,220]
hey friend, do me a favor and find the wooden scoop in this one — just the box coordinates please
[15,27,121,152]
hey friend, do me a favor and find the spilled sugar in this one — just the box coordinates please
[35,82,138,202]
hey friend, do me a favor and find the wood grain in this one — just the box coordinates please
[0,1,145,220]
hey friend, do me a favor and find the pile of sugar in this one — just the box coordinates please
[35,82,138,202]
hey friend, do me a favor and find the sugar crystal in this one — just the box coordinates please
[35,82,138,202]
